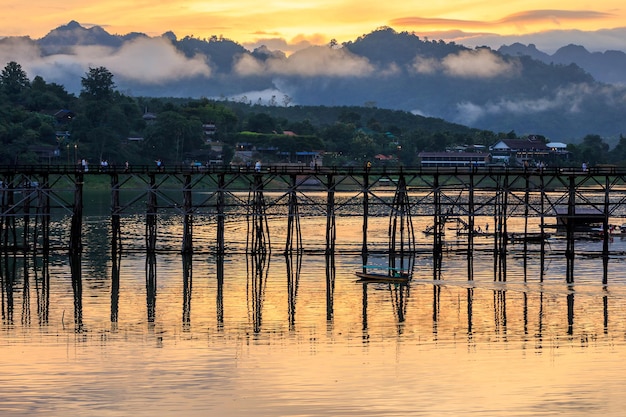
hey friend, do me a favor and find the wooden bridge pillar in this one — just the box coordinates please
[111,174,121,254]
[362,173,369,256]
[247,173,270,254]
[217,173,225,254]
[182,174,193,254]
[566,175,576,283]
[146,174,157,253]
[389,174,414,273]
[433,173,443,275]
[602,175,610,284]
[325,174,336,255]
[539,173,546,281]
[39,174,51,253]
[467,172,475,281]
[285,174,302,254]
[69,173,83,255]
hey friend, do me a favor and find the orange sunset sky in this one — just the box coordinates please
[1,1,624,50]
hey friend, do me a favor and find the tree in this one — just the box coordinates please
[576,134,609,165]
[0,61,30,100]
[80,66,115,101]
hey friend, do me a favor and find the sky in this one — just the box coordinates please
[1,1,625,53]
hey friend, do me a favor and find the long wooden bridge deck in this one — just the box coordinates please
[2,163,626,283]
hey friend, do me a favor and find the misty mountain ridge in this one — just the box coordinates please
[3,21,626,142]
[498,42,626,85]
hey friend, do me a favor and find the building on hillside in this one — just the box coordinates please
[546,142,570,160]
[418,151,492,168]
[490,138,550,165]
[203,122,217,142]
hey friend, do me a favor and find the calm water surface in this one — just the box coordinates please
[2,212,626,416]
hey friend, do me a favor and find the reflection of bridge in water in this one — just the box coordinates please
[1,249,621,346]
[3,164,626,338]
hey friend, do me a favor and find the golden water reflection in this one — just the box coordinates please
[2,222,626,415]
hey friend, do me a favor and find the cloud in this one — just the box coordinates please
[87,37,212,83]
[221,88,290,106]
[0,36,213,93]
[391,9,615,32]
[498,10,614,25]
[234,45,375,77]
[453,82,626,125]
[243,33,329,56]
[411,48,519,78]
[461,27,626,54]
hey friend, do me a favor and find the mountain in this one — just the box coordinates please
[37,20,125,54]
[498,42,626,85]
[4,22,626,142]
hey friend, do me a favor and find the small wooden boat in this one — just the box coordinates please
[508,232,550,243]
[355,266,411,283]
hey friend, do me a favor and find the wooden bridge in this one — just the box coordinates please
[2,163,626,283]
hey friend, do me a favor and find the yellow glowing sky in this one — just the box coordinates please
[1,1,624,48]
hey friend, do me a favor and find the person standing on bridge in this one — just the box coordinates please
[255,160,261,172]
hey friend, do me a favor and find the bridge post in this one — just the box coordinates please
[433,173,443,276]
[69,173,83,254]
[325,174,336,255]
[467,172,474,281]
[285,174,302,254]
[146,174,157,253]
[111,173,121,253]
[182,174,193,254]
[566,175,575,283]
[362,172,369,256]
[217,173,225,254]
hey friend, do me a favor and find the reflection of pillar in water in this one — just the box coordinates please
[247,252,268,333]
[390,282,409,326]
[494,290,507,336]
[326,253,335,322]
[567,292,575,335]
[22,252,31,326]
[1,252,16,324]
[70,253,83,331]
[111,249,120,324]
[36,250,50,325]
[285,252,302,329]
[467,287,474,338]
[216,253,224,329]
[182,253,192,330]
[146,252,157,323]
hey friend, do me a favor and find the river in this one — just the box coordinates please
[1,207,626,416]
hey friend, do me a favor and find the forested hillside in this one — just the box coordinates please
[2,60,625,167]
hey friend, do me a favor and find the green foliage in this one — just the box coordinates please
[2,59,626,168]
[80,66,115,101]
[1,61,30,100]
